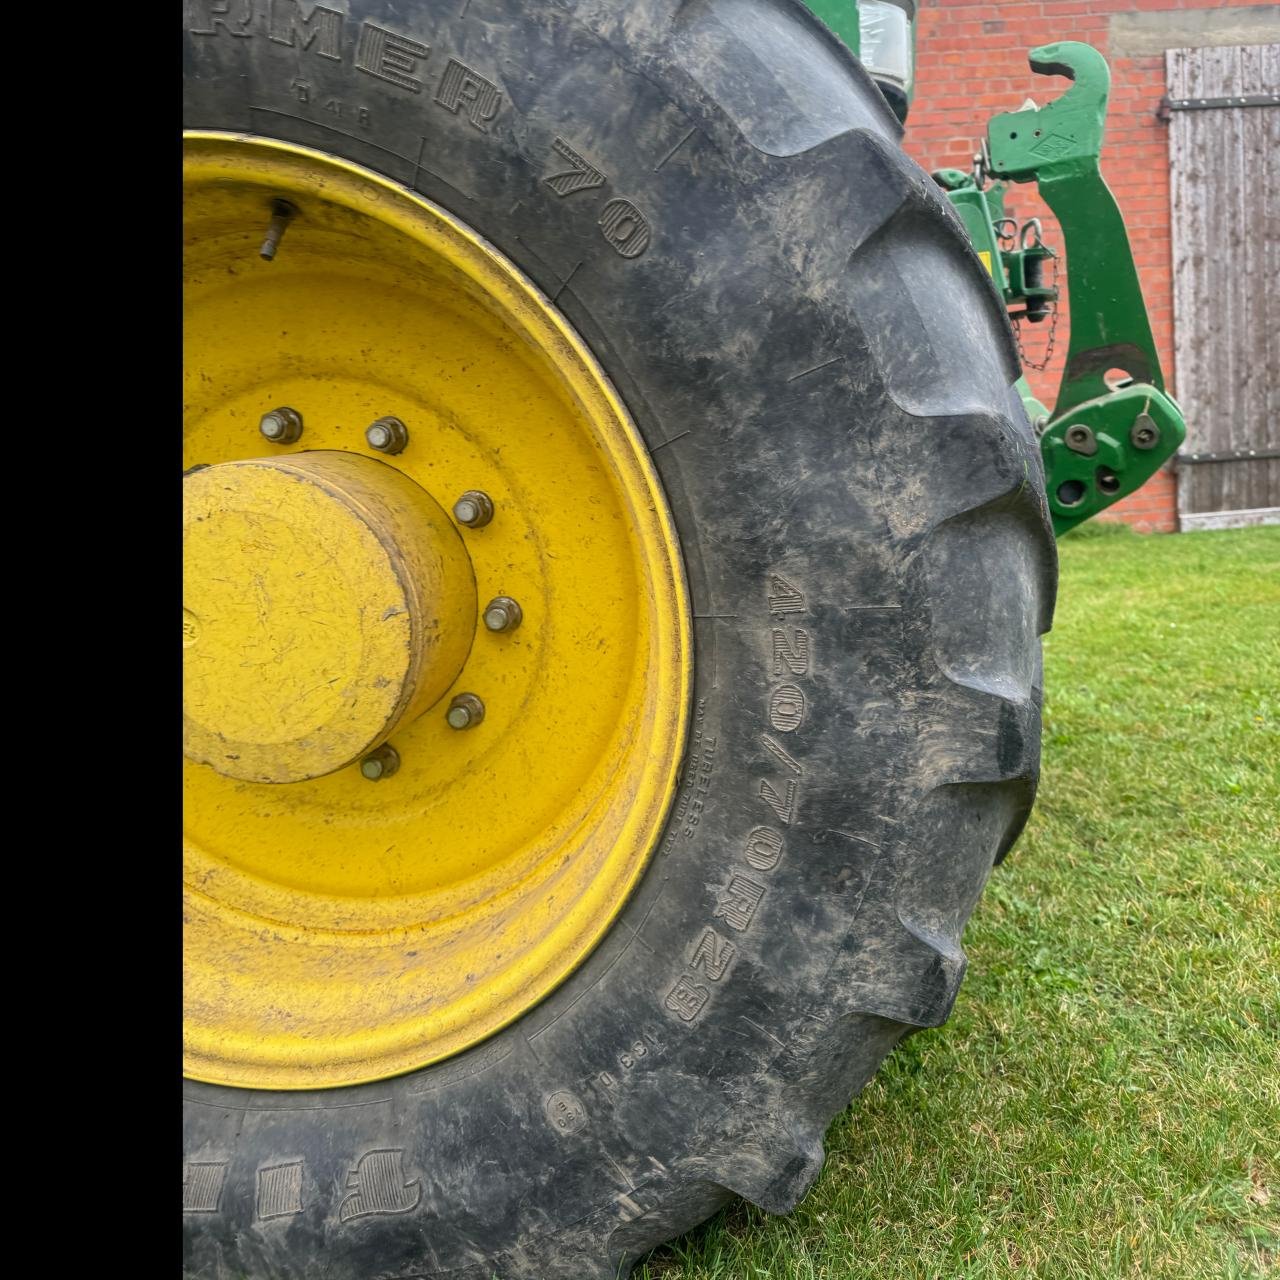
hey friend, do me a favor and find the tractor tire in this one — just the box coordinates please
[183,1,1057,1276]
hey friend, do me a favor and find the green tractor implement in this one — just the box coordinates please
[812,3,1187,535]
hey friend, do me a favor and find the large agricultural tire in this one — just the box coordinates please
[182,1,1058,1276]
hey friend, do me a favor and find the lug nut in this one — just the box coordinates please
[359,743,401,781]
[366,416,409,455]
[453,490,494,529]
[483,596,523,633]
[1131,414,1160,451]
[259,406,303,444]
[446,693,485,730]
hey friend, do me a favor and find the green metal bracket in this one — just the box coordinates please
[935,171,1055,322]
[934,168,1003,275]
[981,41,1186,535]
[987,42,1164,416]
[1040,384,1183,531]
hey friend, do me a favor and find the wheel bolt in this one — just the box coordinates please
[446,693,485,730]
[366,416,409,455]
[483,596,523,633]
[359,743,401,781]
[453,490,494,529]
[259,406,303,444]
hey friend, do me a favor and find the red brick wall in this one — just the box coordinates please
[905,0,1258,533]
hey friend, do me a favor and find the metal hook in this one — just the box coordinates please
[986,42,1111,183]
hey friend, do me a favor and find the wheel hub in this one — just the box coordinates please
[183,452,476,784]
[182,135,691,1090]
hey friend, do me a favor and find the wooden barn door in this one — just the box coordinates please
[1167,44,1279,530]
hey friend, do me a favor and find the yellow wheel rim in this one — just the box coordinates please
[183,134,691,1090]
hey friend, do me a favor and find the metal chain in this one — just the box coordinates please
[1012,249,1061,373]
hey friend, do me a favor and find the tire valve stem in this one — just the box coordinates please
[446,693,485,730]
[259,199,297,262]
[359,743,401,781]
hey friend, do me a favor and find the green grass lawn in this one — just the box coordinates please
[637,524,1279,1280]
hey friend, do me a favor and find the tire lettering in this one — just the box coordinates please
[759,775,797,825]
[354,23,430,92]
[595,1029,663,1091]
[187,0,252,37]
[744,826,784,871]
[599,198,652,259]
[256,1161,304,1220]
[545,1090,588,1136]
[267,0,342,59]
[183,1161,228,1213]
[681,735,717,838]
[662,572,811,1027]
[545,137,607,197]
[768,574,806,616]
[435,57,502,131]
[339,1149,420,1221]
[769,682,806,733]
[713,873,766,932]
[664,974,710,1022]
[542,144,653,259]
[762,734,802,775]
[184,15,661,260]
[689,926,736,980]
[772,627,810,676]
